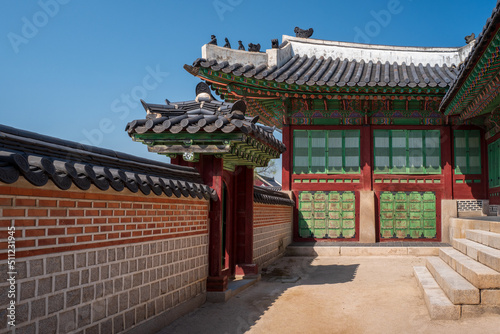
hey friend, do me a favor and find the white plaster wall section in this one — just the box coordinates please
[283,35,474,66]
[202,44,268,67]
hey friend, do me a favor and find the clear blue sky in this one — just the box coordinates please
[0,0,497,183]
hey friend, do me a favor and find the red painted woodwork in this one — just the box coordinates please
[233,166,257,275]
[361,125,372,191]
[442,126,453,199]
[198,155,227,291]
[282,124,292,191]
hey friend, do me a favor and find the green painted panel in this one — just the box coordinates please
[298,191,356,239]
[379,191,437,239]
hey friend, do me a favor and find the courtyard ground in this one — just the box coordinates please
[157,256,500,334]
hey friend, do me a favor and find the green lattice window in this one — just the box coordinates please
[454,130,481,175]
[293,130,360,174]
[489,139,500,188]
[373,130,441,174]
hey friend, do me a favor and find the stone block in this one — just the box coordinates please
[82,285,94,303]
[84,325,99,334]
[16,261,27,280]
[108,295,118,315]
[462,304,500,317]
[481,289,500,305]
[92,299,106,322]
[136,304,146,323]
[29,259,43,277]
[129,288,139,307]
[114,314,124,333]
[78,304,91,327]
[39,315,57,334]
[97,250,107,264]
[408,247,440,256]
[59,309,76,334]
[440,248,500,289]
[140,285,150,303]
[81,269,89,285]
[66,288,81,307]
[119,291,129,312]
[76,253,86,269]
[38,276,52,296]
[64,254,74,271]
[413,266,460,320]
[48,293,64,314]
[124,309,136,329]
[54,274,68,292]
[46,256,62,274]
[20,280,35,300]
[87,251,96,266]
[426,256,479,304]
[31,297,46,319]
[69,272,79,287]
[90,267,99,283]
[100,319,112,333]
[114,277,123,293]
[340,247,407,256]
[16,323,36,334]
[16,302,28,323]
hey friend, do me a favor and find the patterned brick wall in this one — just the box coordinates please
[457,200,483,212]
[253,203,293,269]
[0,185,208,259]
[0,183,209,333]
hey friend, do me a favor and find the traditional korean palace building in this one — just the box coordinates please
[171,15,500,244]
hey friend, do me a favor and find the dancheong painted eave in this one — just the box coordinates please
[186,34,474,90]
[440,0,500,119]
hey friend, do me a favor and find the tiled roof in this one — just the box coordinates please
[192,56,460,89]
[255,173,282,188]
[254,186,294,206]
[0,124,217,200]
[440,1,500,113]
[126,83,286,153]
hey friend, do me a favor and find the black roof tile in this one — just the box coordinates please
[127,83,286,154]
[0,124,217,200]
[193,53,459,89]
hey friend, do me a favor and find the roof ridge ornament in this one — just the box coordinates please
[465,33,476,44]
[248,43,261,52]
[208,35,217,45]
[195,82,215,102]
[223,38,231,48]
[238,40,245,50]
[271,39,279,49]
[294,27,314,38]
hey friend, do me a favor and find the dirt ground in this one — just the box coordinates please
[157,256,500,334]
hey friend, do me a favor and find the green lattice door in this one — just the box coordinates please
[379,191,436,239]
[298,191,356,239]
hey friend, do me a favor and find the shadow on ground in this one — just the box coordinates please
[158,257,359,334]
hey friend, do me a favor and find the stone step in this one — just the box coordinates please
[466,229,500,250]
[449,218,500,240]
[413,266,461,320]
[426,256,479,305]
[452,237,500,281]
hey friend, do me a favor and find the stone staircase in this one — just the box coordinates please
[414,218,500,319]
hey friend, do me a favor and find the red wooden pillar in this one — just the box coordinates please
[198,155,227,291]
[234,166,257,276]
[361,125,372,191]
[442,126,453,199]
[282,124,292,191]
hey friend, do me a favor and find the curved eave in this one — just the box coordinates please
[441,3,500,117]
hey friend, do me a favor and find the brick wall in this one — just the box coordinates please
[252,203,293,269]
[0,182,209,333]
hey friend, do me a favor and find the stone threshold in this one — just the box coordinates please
[290,242,450,247]
[287,243,451,257]
[206,276,261,303]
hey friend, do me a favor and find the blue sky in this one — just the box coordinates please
[0,0,497,183]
